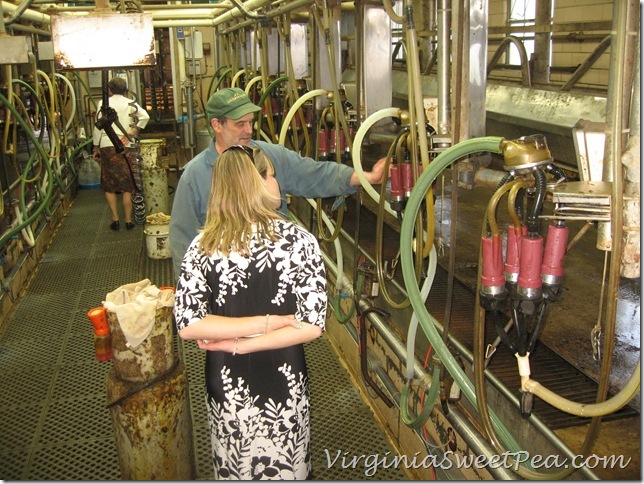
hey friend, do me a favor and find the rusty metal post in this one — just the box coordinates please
[105,301,195,479]
[106,361,195,479]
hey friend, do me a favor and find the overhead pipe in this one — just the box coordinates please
[5,23,49,35]
[228,0,267,19]
[1,1,50,24]
[212,0,272,25]
[5,0,36,25]
[220,0,314,34]
[212,0,314,30]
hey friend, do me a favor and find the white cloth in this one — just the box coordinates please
[103,278,174,349]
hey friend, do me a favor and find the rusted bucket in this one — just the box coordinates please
[106,306,175,383]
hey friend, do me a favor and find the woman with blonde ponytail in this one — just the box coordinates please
[174,145,327,480]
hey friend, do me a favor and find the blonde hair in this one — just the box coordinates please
[199,146,280,257]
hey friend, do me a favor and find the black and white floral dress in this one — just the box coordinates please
[174,219,327,480]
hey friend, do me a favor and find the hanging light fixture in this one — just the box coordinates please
[50,0,155,70]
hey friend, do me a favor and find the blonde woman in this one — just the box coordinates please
[174,145,326,480]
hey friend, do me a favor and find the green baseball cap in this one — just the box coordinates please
[206,87,261,121]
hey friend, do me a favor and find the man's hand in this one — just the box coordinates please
[350,156,386,186]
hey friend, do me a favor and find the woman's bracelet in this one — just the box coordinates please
[232,337,239,356]
[264,314,269,334]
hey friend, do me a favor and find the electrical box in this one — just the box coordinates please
[88,70,103,88]
[0,36,30,64]
[187,60,201,76]
[37,41,55,61]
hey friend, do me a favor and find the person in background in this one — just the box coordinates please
[169,87,386,278]
[174,145,326,480]
[92,76,150,231]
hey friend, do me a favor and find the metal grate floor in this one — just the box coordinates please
[0,188,408,481]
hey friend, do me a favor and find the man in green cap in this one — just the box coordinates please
[169,87,386,278]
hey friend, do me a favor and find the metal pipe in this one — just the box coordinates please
[473,167,508,189]
[437,0,451,135]
[1,1,50,24]
[560,35,611,92]
[581,0,632,453]
[3,22,49,35]
[229,0,267,19]
[5,0,36,25]
[620,25,640,278]
[487,36,532,87]
[359,307,394,407]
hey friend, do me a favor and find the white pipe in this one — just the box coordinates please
[305,198,347,291]
[351,107,402,218]
[1,2,50,24]
[154,19,217,28]
[150,10,220,20]
[278,88,328,145]
[152,0,307,29]
[169,28,181,118]
[244,75,263,95]
[54,73,76,132]
[231,68,246,88]
[522,360,640,417]
[212,0,272,26]
[14,205,35,247]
